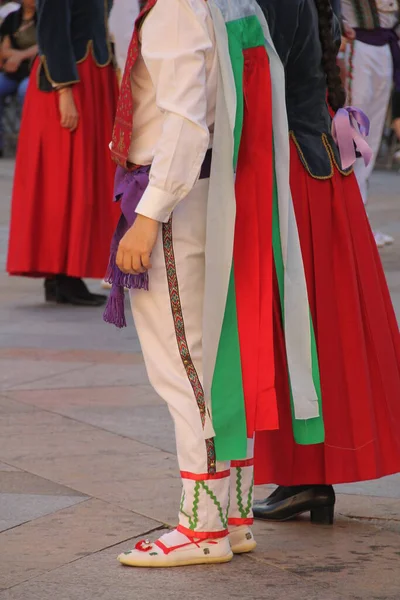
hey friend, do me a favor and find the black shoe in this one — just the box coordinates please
[253,485,335,524]
[44,276,107,307]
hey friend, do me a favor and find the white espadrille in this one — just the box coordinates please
[228,526,257,554]
[118,529,233,568]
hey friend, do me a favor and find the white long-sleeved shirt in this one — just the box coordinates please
[342,0,399,29]
[129,0,218,223]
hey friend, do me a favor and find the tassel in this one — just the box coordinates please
[104,166,151,328]
[104,251,149,291]
[103,285,127,328]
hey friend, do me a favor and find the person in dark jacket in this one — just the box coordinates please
[252,0,400,524]
[0,0,37,154]
[7,0,119,305]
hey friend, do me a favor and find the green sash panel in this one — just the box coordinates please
[272,168,325,444]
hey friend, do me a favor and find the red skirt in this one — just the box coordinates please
[7,55,120,279]
[254,140,400,485]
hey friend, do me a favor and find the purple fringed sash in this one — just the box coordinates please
[103,165,151,328]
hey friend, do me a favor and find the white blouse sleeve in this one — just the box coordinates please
[135,0,212,223]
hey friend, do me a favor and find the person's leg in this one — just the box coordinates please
[120,179,233,567]
[16,77,30,109]
[228,438,256,553]
[348,42,392,204]
[0,72,18,153]
[364,44,394,245]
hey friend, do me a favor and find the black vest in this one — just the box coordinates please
[259,0,351,178]
[37,0,113,91]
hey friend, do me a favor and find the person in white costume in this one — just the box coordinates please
[104,0,298,568]
[342,0,398,246]
[112,0,255,567]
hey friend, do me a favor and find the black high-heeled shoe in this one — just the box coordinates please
[44,276,107,307]
[253,485,335,524]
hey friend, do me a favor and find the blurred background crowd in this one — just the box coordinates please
[1,0,399,302]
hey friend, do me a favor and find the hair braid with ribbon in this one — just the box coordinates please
[313,0,346,112]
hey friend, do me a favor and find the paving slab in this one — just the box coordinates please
[0,274,139,354]
[251,516,400,599]
[0,359,89,392]
[0,396,36,416]
[0,498,161,590]
[0,425,164,464]
[80,476,182,526]
[0,348,143,365]
[0,471,85,496]
[8,362,148,391]
[335,493,400,522]
[336,475,400,499]
[0,407,96,437]
[0,164,399,600]
[4,384,162,410]
[0,493,87,533]
[48,403,176,453]
[4,386,176,452]
[3,446,178,489]
[0,532,342,600]
[0,462,19,472]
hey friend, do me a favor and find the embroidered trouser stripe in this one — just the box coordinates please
[163,216,216,475]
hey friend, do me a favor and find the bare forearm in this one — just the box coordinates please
[1,46,16,60]
[19,45,38,60]
[2,45,38,61]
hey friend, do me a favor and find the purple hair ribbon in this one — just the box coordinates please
[331,107,373,170]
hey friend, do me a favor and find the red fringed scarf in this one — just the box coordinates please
[110,0,158,168]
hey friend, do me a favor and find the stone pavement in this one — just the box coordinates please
[0,159,399,600]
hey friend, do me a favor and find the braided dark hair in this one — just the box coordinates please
[313,0,346,112]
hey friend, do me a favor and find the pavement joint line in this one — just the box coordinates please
[0,460,172,530]
[0,391,179,458]
[0,524,168,593]
[0,347,144,364]
[0,497,93,534]
[340,513,400,523]
[0,461,91,503]
[0,362,100,393]
[2,398,399,506]
[0,458,22,471]
[0,497,89,535]
[1,381,152,394]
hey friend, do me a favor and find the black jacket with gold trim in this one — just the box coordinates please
[37,0,113,91]
[259,0,350,178]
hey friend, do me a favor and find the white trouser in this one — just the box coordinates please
[347,41,393,204]
[130,178,254,537]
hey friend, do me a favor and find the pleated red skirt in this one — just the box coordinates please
[254,140,400,485]
[7,55,120,279]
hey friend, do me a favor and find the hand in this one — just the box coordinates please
[58,88,79,132]
[3,53,22,73]
[116,214,160,274]
[343,24,356,41]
